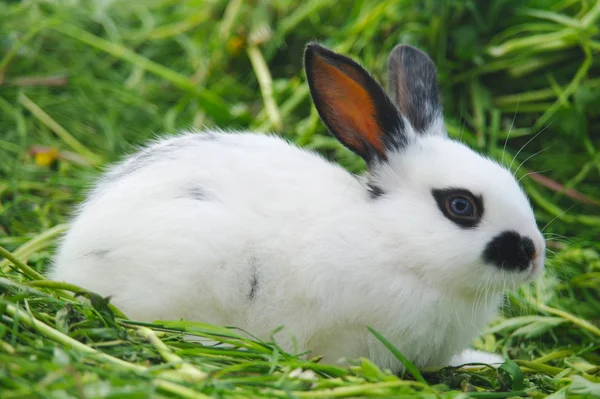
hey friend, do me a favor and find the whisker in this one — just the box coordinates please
[486,277,495,320]
[454,301,464,331]
[502,99,520,165]
[514,147,550,177]
[501,279,508,318]
[472,276,484,328]
[541,204,576,232]
[543,233,572,243]
[459,107,466,141]
[518,169,552,184]
[509,123,551,173]
[482,272,493,321]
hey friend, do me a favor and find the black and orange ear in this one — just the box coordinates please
[387,45,443,134]
[304,43,406,164]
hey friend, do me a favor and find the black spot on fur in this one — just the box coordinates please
[367,182,385,199]
[432,188,483,228]
[248,273,259,301]
[187,185,212,201]
[247,257,260,301]
[483,231,536,271]
[85,249,110,259]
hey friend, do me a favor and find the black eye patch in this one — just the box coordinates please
[432,188,484,228]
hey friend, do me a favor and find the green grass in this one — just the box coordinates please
[1,0,599,397]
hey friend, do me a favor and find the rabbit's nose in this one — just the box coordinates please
[520,236,536,261]
[482,231,537,272]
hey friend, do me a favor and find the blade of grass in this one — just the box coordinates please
[1,224,68,273]
[534,302,600,337]
[50,23,235,124]
[247,43,282,131]
[24,280,127,318]
[367,327,427,384]
[137,327,207,382]
[4,303,144,372]
[18,93,102,165]
[294,380,429,398]
[0,244,45,280]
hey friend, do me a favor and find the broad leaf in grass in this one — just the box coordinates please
[498,359,525,391]
[569,375,600,396]
[55,303,72,334]
[487,316,566,335]
[510,318,567,339]
[75,291,117,327]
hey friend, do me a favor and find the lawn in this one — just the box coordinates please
[1,0,599,397]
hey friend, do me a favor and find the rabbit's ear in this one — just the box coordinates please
[388,45,444,134]
[305,43,409,164]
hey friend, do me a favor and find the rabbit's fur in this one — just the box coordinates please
[50,43,545,373]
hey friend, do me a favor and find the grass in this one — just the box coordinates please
[0,0,599,397]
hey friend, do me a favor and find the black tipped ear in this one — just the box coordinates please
[304,43,409,164]
[388,45,443,134]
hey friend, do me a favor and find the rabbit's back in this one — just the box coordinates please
[50,131,363,324]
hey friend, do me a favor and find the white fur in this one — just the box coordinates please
[49,126,545,373]
[449,349,505,368]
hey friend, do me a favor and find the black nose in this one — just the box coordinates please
[482,231,536,271]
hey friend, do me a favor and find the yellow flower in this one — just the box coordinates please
[33,147,60,167]
[228,36,245,55]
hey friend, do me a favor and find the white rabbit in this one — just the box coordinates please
[50,43,545,373]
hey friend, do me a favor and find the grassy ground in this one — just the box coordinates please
[1,0,599,397]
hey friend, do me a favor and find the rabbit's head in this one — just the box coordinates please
[304,43,545,295]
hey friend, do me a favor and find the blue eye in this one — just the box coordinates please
[432,188,482,228]
[449,196,474,217]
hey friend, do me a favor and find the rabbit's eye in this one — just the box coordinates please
[432,188,483,228]
[448,196,474,217]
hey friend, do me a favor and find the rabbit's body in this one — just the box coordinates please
[51,131,500,370]
[50,43,545,373]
